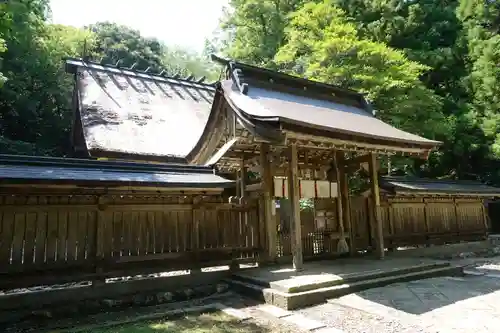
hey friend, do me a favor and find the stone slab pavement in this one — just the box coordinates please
[296,274,500,333]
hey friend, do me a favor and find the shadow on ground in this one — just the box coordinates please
[351,270,500,315]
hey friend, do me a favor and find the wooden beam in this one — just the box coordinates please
[288,144,303,271]
[369,153,384,259]
[260,143,277,262]
[344,153,371,167]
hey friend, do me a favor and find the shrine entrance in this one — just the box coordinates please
[188,56,440,271]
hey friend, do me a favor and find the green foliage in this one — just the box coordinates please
[274,1,447,139]
[0,2,217,156]
[1,0,500,187]
[89,22,218,81]
[220,0,306,66]
[0,0,79,156]
[218,0,500,184]
[299,198,314,212]
[0,38,6,87]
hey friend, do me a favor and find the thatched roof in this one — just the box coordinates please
[66,58,216,162]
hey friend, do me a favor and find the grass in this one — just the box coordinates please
[66,311,275,333]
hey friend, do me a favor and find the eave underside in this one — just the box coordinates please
[198,98,436,173]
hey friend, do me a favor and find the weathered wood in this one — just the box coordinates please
[260,143,276,262]
[369,153,384,259]
[344,153,371,167]
[288,144,303,271]
[338,152,355,256]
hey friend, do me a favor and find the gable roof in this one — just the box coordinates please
[379,176,500,197]
[209,55,440,156]
[65,58,216,162]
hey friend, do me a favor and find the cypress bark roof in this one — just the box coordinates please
[0,154,233,189]
[66,58,216,162]
[380,176,500,196]
[201,55,440,159]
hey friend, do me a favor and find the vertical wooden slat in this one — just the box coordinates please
[23,212,37,264]
[11,213,26,264]
[86,211,97,261]
[122,211,132,256]
[75,212,87,260]
[138,212,147,255]
[155,211,164,253]
[131,212,140,256]
[173,211,180,252]
[66,212,79,261]
[178,211,186,252]
[46,211,59,262]
[112,211,123,257]
[163,211,171,252]
[192,199,200,251]
[0,211,14,265]
[57,211,68,262]
[34,212,47,264]
[147,212,155,254]
[95,203,105,260]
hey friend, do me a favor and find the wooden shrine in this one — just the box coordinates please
[187,55,441,269]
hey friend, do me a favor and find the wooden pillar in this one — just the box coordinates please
[369,153,384,259]
[239,160,246,197]
[260,143,276,262]
[235,171,240,198]
[338,152,355,256]
[288,144,303,271]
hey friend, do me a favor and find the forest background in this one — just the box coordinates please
[1,0,499,186]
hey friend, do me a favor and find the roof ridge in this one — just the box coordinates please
[213,54,367,94]
[65,57,217,90]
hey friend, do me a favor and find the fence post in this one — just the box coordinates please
[92,195,107,287]
[190,196,202,275]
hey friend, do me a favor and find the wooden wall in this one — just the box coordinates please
[275,196,488,259]
[0,192,260,290]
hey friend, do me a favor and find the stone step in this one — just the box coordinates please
[227,264,463,310]
[231,262,451,294]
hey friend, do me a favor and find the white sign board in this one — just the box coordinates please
[273,177,338,199]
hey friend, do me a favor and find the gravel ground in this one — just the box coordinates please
[222,293,310,333]
[296,301,435,333]
[295,272,500,333]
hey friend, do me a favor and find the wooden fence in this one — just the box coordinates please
[276,196,488,259]
[0,193,260,290]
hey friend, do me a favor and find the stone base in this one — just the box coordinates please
[228,261,463,310]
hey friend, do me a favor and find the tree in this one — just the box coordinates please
[89,22,218,80]
[0,38,6,88]
[274,1,447,140]
[455,0,500,182]
[0,0,95,155]
[220,0,306,66]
